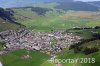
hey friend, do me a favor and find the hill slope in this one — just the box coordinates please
[88,1,100,7]
[55,1,99,11]
[0,8,21,31]
[10,6,100,31]
[0,0,99,11]
[0,18,19,32]
[0,0,74,8]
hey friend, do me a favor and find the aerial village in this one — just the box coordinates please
[0,29,81,55]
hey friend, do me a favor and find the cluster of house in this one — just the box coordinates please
[0,29,81,55]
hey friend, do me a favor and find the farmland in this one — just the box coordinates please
[11,7,100,32]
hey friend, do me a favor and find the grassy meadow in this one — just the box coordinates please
[0,49,51,66]
[12,7,100,32]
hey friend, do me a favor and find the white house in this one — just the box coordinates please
[0,62,3,66]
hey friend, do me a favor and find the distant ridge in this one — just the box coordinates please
[0,0,100,11]
[88,1,100,7]
[0,0,74,8]
[55,1,99,11]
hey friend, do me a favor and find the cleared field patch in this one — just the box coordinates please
[63,11,100,19]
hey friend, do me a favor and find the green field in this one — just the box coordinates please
[68,28,100,39]
[57,48,100,66]
[56,39,100,66]
[79,40,100,50]
[0,49,51,66]
[12,7,100,32]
